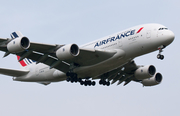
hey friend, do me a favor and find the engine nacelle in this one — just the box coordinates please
[141,73,163,86]
[7,37,30,53]
[56,44,79,60]
[134,65,156,80]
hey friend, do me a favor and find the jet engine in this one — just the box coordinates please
[134,65,156,80]
[141,73,163,86]
[56,44,79,60]
[7,37,30,53]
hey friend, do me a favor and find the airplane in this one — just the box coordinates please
[0,23,174,86]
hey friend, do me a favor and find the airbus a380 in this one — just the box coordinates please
[0,23,174,86]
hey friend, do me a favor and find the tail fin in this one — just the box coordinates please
[17,56,36,67]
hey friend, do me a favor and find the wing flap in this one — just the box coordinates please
[94,60,138,86]
[17,51,70,73]
[0,68,29,77]
[29,42,63,56]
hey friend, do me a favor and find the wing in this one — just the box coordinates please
[28,43,117,67]
[0,35,117,73]
[93,60,139,86]
[0,67,29,77]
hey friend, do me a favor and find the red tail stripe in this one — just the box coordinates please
[17,56,27,67]
[137,27,144,33]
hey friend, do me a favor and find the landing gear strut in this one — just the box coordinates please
[157,45,165,60]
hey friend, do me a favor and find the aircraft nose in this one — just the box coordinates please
[164,30,175,45]
[168,30,175,42]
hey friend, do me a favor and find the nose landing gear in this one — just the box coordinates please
[157,45,165,60]
[157,54,164,60]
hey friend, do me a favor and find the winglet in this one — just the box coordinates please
[10,31,23,39]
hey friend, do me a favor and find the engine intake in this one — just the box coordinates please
[56,44,79,60]
[7,37,30,53]
[134,65,156,80]
[142,73,163,86]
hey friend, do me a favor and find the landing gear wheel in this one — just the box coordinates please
[157,54,164,60]
[91,81,96,86]
[78,78,82,82]
[157,45,165,60]
[99,80,110,86]
[80,81,84,85]
[160,55,164,60]
[70,79,74,83]
[84,82,88,86]
[99,80,103,85]
[66,77,71,82]
[66,73,96,87]
[157,54,161,59]
[106,81,110,86]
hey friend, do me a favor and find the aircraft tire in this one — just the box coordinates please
[66,77,70,82]
[160,55,164,60]
[157,54,161,59]
[106,81,110,86]
[84,82,87,86]
[92,81,96,86]
[80,81,84,85]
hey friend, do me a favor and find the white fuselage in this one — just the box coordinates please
[14,23,174,83]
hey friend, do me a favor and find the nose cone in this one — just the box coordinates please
[168,30,175,42]
[164,30,175,46]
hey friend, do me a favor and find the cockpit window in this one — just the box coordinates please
[159,28,168,30]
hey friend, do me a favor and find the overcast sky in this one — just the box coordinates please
[0,0,179,116]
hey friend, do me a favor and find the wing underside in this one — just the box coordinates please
[93,60,138,86]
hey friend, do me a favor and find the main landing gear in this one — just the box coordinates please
[99,80,110,86]
[80,80,96,86]
[157,45,165,60]
[66,72,111,86]
[66,72,96,86]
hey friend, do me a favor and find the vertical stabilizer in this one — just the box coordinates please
[17,56,36,68]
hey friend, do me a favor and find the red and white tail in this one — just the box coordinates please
[17,56,36,67]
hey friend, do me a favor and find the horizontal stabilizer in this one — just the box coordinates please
[0,68,29,77]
